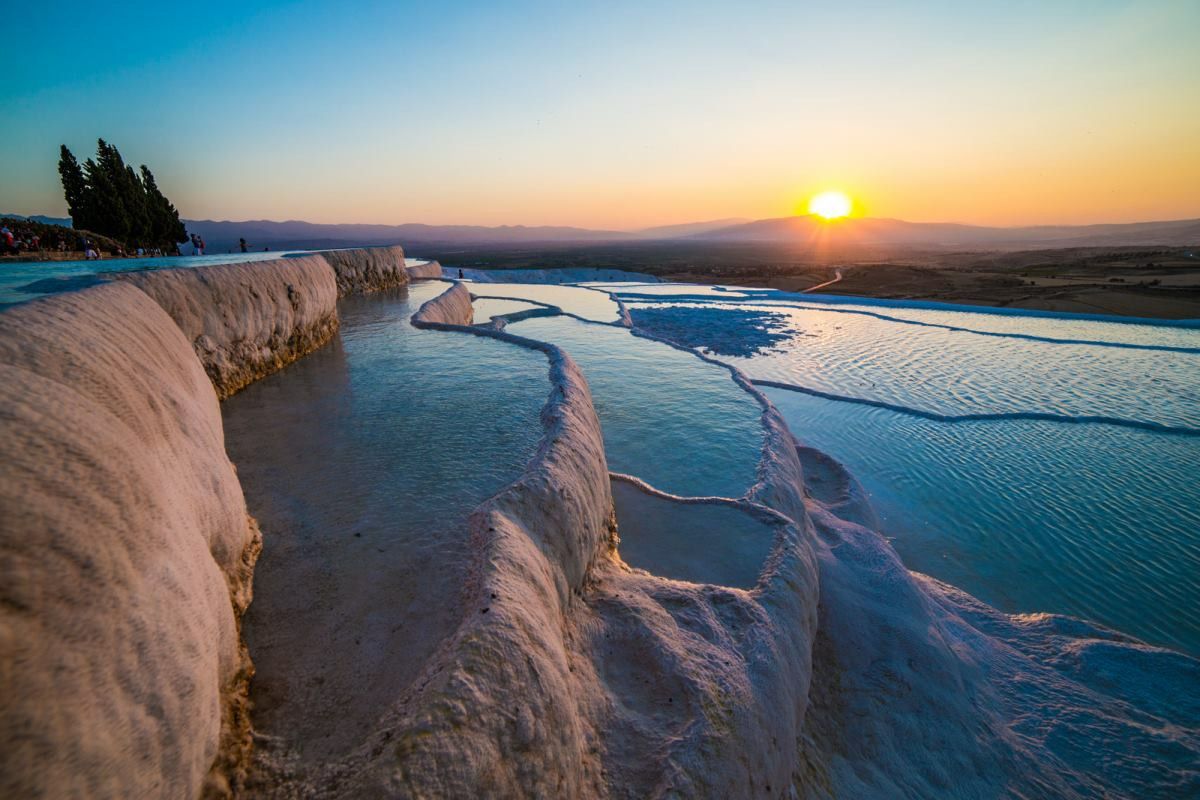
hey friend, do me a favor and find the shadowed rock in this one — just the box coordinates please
[0,283,261,797]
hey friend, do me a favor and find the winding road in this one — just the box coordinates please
[803,268,843,293]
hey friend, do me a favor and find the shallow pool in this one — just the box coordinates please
[471,296,546,321]
[612,480,777,588]
[506,315,763,499]
[610,282,756,299]
[462,282,622,322]
[222,281,548,764]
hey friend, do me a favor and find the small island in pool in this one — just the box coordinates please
[2,248,1197,798]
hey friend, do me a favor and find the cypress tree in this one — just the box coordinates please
[141,166,187,247]
[57,146,89,230]
[124,164,150,245]
[91,140,133,243]
[57,140,189,251]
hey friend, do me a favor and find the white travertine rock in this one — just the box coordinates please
[307,284,820,797]
[116,256,339,399]
[792,499,1200,799]
[319,245,408,295]
[412,280,473,326]
[404,260,443,280]
[0,283,260,798]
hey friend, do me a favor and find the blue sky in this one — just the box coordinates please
[3,1,1198,228]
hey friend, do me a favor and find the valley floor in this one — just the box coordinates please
[670,259,1200,320]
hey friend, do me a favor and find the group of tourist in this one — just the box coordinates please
[1,223,58,255]
[4,221,271,259]
[0,221,183,260]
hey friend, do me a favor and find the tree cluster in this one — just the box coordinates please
[58,140,188,250]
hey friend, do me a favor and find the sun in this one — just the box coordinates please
[808,190,852,220]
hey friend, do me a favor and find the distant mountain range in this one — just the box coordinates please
[630,218,752,239]
[685,215,1200,249]
[181,219,627,252]
[1,214,73,227]
[176,214,1200,253]
[8,212,1198,252]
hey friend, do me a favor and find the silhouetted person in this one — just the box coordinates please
[458,268,464,279]
[239,237,249,253]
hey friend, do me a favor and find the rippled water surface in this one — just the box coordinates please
[596,289,1200,656]
[611,282,755,298]
[759,297,1200,351]
[222,281,547,760]
[625,300,1200,431]
[765,386,1200,655]
[506,316,763,498]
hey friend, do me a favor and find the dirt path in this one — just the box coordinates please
[802,268,843,293]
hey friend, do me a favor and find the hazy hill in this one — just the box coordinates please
[1,214,73,227]
[688,215,1200,249]
[631,218,751,239]
[191,214,1197,253]
[11,212,1198,253]
[182,219,627,253]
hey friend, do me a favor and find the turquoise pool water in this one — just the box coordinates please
[609,291,1200,656]
[765,387,1200,654]
[221,281,548,762]
[471,296,545,321]
[505,315,763,499]
[612,480,777,588]
[461,282,622,322]
[628,301,1200,430]
[0,251,303,305]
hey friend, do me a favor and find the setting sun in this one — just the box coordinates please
[809,191,852,220]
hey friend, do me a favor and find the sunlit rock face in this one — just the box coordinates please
[116,248,425,398]
[404,259,443,280]
[412,279,473,325]
[117,256,339,398]
[0,283,260,798]
[319,244,408,295]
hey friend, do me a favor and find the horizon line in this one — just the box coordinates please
[9,211,1200,233]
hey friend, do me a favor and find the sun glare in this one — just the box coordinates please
[808,191,852,220]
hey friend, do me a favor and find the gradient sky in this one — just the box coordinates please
[3,1,1198,229]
